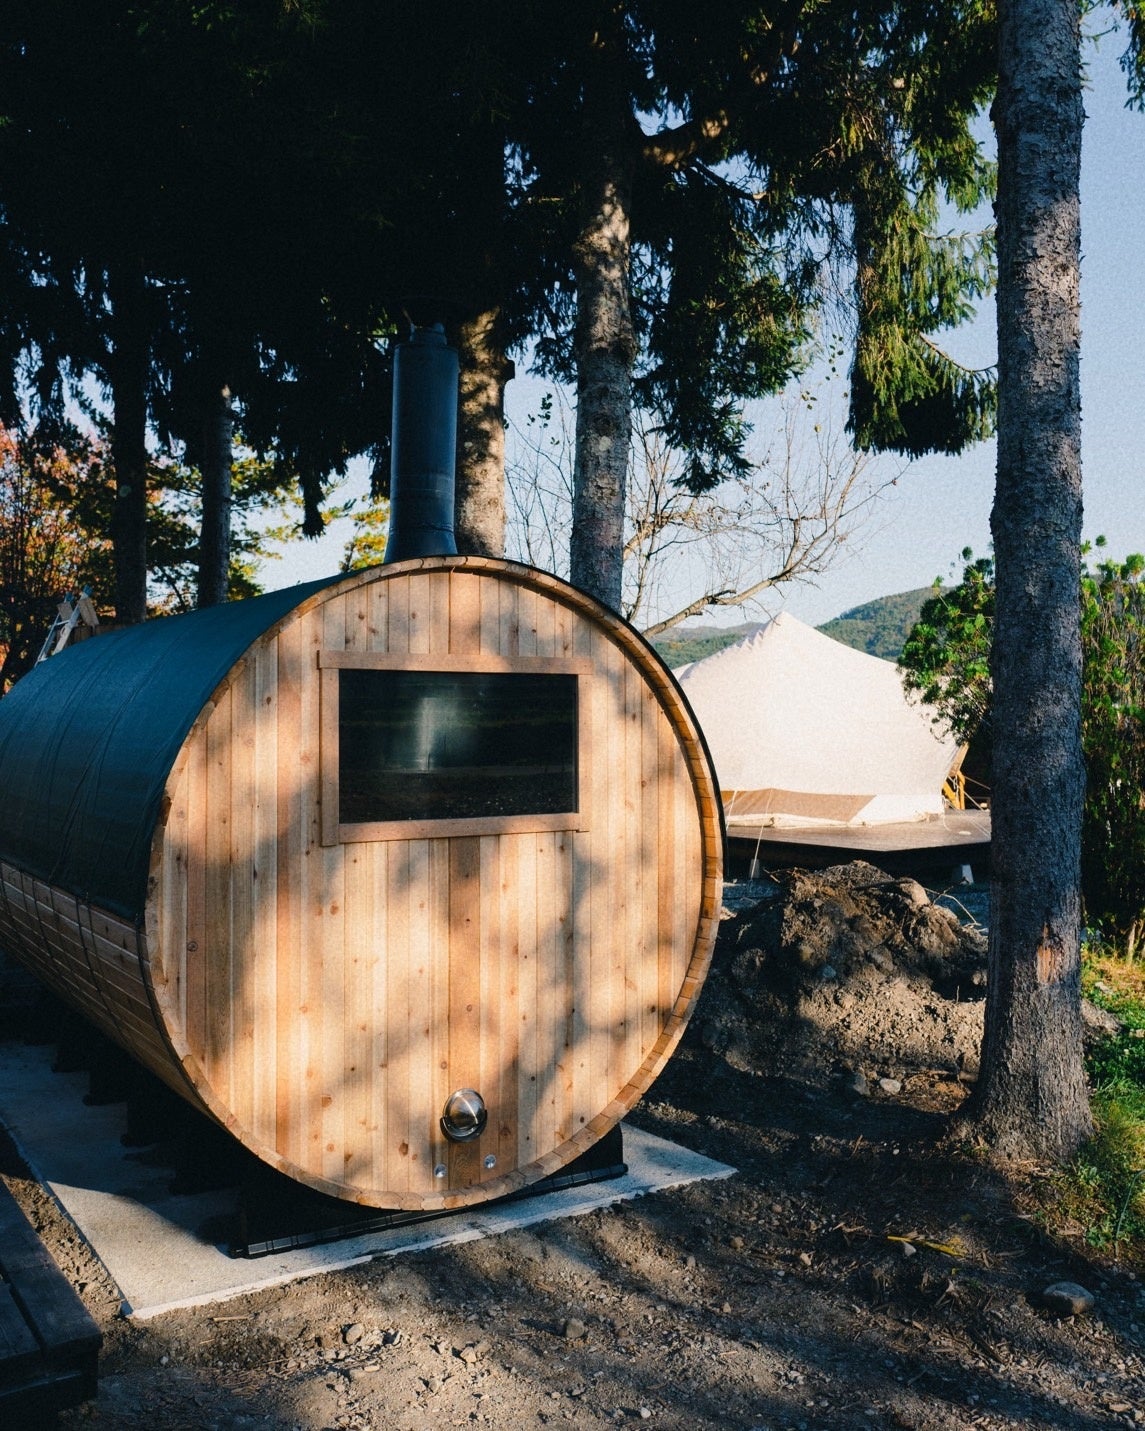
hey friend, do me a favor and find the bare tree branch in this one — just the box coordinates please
[506,381,899,640]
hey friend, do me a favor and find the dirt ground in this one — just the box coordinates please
[4,861,1145,1431]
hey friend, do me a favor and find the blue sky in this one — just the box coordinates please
[269,23,1145,631]
[778,23,1145,626]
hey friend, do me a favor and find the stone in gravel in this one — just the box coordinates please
[562,1318,587,1341]
[729,1235,745,1250]
[897,879,930,909]
[684,1253,696,1269]
[343,1323,364,1346]
[845,1070,870,1098]
[640,1409,652,1420]
[878,1078,902,1095]
[1042,1282,1096,1317]
[458,1344,479,1364]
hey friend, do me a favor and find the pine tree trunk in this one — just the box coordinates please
[969,0,1092,1160]
[108,263,149,626]
[455,309,511,558]
[568,35,636,610]
[196,380,234,608]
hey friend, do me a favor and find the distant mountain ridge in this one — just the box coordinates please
[651,587,933,668]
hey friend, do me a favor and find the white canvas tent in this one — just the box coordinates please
[676,613,963,827]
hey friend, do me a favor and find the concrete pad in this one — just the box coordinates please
[0,1041,733,1320]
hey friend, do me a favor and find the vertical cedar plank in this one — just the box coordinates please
[387,573,411,655]
[203,687,233,1093]
[518,583,538,657]
[622,660,643,1084]
[586,629,612,1136]
[183,719,209,1070]
[555,598,574,659]
[554,828,574,1144]
[569,829,592,1141]
[448,572,482,655]
[498,578,519,657]
[341,840,372,1185]
[404,836,436,1191]
[639,678,660,1059]
[343,585,378,1183]
[569,608,595,1138]
[534,830,557,1156]
[657,697,678,1056]
[386,839,414,1194]
[418,837,451,1191]
[383,574,413,1191]
[157,754,190,1037]
[250,639,279,1148]
[447,836,482,1187]
[275,614,304,1168]
[515,834,538,1165]
[315,602,347,1185]
[534,590,557,658]
[447,569,483,1186]
[602,635,626,1096]
[347,580,370,652]
[479,573,501,655]
[497,835,520,1173]
[367,578,388,651]
[477,836,503,1182]
[367,841,389,1186]
[427,571,450,655]
[229,662,257,1125]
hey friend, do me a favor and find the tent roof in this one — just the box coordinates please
[675,612,961,826]
[0,577,338,920]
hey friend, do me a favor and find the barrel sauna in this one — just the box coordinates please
[0,556,723,1210]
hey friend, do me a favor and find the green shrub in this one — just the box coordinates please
[899,542,1145,950]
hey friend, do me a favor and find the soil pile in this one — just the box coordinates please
[694,863,988,1105]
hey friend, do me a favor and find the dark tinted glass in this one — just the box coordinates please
[339,669,578,823]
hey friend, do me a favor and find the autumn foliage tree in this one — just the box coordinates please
[0,425,111,690]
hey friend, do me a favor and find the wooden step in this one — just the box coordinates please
[0,1179,101,1426]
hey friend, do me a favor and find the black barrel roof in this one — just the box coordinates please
[0,576,337,921]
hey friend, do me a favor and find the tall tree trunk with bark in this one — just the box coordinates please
[969,0,1092,1160]
[107,262,150,626]
[568,29,637,610]
[196,377,234,607]
[455,309,512,558]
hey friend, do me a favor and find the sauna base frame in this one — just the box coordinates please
[231,1124,628,1259]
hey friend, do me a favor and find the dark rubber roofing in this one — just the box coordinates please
[0,576,338,921]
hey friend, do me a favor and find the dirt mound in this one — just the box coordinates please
[694,862,989,1101]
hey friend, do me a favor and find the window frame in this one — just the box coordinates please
[318,650,592,845]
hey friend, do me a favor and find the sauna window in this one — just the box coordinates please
[336,668,579,830]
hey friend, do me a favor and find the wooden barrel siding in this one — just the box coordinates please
[2,558,722,1209]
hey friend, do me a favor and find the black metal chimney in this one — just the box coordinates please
[384,322,459,563]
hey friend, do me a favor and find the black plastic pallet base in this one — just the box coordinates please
[232,1123,628,1258]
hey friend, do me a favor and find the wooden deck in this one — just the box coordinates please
[726,809,991,881]
[0,1178,100,1426]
